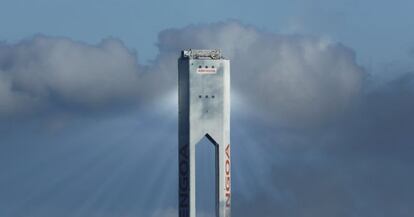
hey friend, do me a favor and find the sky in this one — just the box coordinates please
[0,0,414,217]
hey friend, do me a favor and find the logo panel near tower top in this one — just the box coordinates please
[197,67,217,74]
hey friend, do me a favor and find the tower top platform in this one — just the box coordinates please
[181,49,225,60]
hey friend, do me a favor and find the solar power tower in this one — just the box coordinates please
[178,49,231,217]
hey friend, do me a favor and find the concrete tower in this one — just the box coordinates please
[178,49,231,217]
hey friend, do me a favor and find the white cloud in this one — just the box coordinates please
[158,21,364,126]
[0,22,365,127]
[0,36,162,117]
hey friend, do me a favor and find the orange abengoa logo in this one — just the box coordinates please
[197,68,217,74]
[225,144,231,207]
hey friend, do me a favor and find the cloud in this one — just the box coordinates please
[0,21,364,128]
[229,71,414,217]
[0,21,414,217]
[0,36,168,118]
[158,21,365,127]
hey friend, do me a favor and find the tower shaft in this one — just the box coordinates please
[178,49,231,217]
